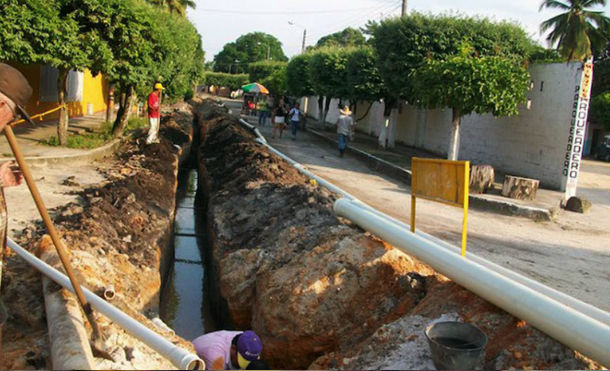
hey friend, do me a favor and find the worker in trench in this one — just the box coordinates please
[0,63,31,367]
[192,330,269,370]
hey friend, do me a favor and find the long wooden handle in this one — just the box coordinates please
[3,126,101,339]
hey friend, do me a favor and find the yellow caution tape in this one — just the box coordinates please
[11,105,67,126]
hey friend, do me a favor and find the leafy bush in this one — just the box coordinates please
[204,72,249,90]
[248,60,287,83]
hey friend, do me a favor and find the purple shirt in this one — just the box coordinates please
[192,330,242,370]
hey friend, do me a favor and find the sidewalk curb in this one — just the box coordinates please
[307,128,553,222]
[12,139,121,167]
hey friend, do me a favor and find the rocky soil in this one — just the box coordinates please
[2,105,196,370]
[196,100,602,370]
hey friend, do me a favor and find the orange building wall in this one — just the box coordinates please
[8,63,108,122]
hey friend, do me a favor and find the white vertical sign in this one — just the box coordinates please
[562,59,594,201]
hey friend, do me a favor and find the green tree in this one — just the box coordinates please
[261,67,287,97]
[0,0,97,145]
[146,0,196,16]
[345,46,386,119]
[204,72,249,90]
[368,13,537,101]
[248,61,287,83]
[590,92,610,130]
[308,47,351,121]
[410,56,530,160]
[539,0,609,61]
[286,53,314,97]
[214,32,288,73]
[315,27,367,48]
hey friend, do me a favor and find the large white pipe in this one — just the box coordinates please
[7,239,205,370]
[254,138,610,325]
[334,199,610,367]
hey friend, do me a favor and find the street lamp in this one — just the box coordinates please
[233,59,239,74]
[288,21,307,54]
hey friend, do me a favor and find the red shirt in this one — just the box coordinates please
[148,91,160,118]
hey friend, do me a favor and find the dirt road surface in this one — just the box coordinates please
[250,121,609,312]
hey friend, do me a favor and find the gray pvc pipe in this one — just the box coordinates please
[334,199,610,368]
[8,239,204,370]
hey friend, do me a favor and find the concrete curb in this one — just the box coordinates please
[12,139,121,167]
[307,128,553,222]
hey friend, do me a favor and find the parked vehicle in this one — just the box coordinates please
[595,134,610,162]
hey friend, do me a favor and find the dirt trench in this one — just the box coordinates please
[2,104,197,370]
[194,100,601,370]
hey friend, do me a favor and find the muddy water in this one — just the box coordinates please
[160,168,217,341]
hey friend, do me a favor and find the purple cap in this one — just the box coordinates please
[237,331,262,361]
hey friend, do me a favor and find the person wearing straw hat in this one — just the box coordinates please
[0,63,30,366]
[192,330,263,370]
[146,82,165,144]
[336,104,354,157]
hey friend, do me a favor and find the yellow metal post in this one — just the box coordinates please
[410,195,416,233]
[461,161,470,257]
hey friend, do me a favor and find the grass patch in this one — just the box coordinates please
[42,117,149,149]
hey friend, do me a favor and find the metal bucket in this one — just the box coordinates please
[425,321,488,370]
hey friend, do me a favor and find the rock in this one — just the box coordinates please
[62,176,80,187]
[469,165,495,194]
[502,175,539,200]
[564,196,592,213]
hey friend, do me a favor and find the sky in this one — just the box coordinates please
[187,0,610,62]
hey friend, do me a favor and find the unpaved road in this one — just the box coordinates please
[249,121,610,311]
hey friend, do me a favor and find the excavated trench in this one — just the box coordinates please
[185,99,601,370]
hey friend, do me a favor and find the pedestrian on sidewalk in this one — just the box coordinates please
[146,82,164,145]
[0,63,29,367]
[288,103,301,140]
[192,330,263,370]
[336,105,354,157]
[272,98,287,139]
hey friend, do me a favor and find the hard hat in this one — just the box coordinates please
[154,82,165,90]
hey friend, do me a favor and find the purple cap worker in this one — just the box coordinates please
[0,62,33,366]
[192,330,263,370]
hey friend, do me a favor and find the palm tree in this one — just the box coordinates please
[540,0,610,61]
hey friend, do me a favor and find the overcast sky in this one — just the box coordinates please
[187,0,610,62]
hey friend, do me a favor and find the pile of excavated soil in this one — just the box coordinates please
[195,100,601,370]
[2,107,196,370]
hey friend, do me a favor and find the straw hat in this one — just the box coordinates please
[339,105,352,115]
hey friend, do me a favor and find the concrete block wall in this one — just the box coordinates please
[306,62,582,190]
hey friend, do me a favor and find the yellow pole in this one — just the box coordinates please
[461,162,470,257]
[410,195,416,233]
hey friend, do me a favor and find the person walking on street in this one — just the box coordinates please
[146,82,164,144]
[272,98,287,139]
[192,330,263,370]
[336,105,354,157]
[257,97,269,127]
[0,63,30,367]
[288,103,301,140]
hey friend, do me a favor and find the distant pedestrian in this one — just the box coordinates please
[288,103,301,140]
[192,330,263,370]
[0,63,30,367]
[257,97,269,127]
[336,105,354,157]
[272,98,287,139]
[146,82,164,144]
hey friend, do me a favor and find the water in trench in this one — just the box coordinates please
[160,167,217,341]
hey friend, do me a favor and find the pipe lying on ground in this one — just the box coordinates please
[334,198,610,368]
[254,137,610,326]
[39,237,95,370]
[103,284,115,301]
[8,238,205,370]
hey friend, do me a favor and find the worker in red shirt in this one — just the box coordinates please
[146,82,164,144]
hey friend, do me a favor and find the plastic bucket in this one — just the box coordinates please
[425,321,488,370]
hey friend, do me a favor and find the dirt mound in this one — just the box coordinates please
[2,108,196,370]
[195,100,601,370]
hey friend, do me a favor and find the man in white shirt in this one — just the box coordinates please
[336,105,354,157]
[288,103,301,140]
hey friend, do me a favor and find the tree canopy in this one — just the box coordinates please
[315,27,367,48]
[539,0,609,61]
[214,32,288,73]
[248,60,287,83]
[308,47,351,100]
[368,13,537,100]
[204,72,249,90]
[286,53,314,97]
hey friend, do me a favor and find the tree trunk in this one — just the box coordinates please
[448,108,461,160]
[112,86,135,138]
[317,96,324,121]
[57,69,69,146]
[323,96,331,123]
[387,108,397,148]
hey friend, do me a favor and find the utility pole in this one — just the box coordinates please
[401,0,407,17]
[301,29,307,54]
